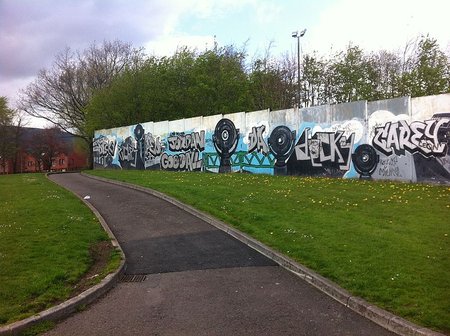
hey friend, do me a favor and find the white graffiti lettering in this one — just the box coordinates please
[248,125,269,155]
[372,118,450,157]
[93,137,116,167]
[161,152,202,171]
[118,143,136,162]
[93,137,116,157]
[143,133,162,158]
[168,131,205,152]
[294,128,354,171]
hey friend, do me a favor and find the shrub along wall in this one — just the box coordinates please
[93,93,450,183]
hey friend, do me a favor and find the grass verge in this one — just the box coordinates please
[87,169,449,334]
[0,173,121,327]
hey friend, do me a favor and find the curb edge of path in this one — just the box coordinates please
[81,172,445,336]
[0,173,127,336]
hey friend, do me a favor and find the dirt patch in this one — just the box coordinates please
[70,240,115,296]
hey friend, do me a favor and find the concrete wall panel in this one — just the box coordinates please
[93,93,450,184]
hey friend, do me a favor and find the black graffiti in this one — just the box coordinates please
[248,125,269,155]
[377,156,400,177]
[372,118,450,157]
[116,125,165,170]
[93,136,116,167]
[143,133,163,169]
[168,131,205,152]
[161,152,202,171]
[118,137,137,168]
[160,131,205,171]
[213,119,240,173]
[268,126,296,175]
[352,144,379,179]
[144,133,163,157]
[294,128,354,171]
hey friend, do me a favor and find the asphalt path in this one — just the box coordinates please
[46,173,395,336]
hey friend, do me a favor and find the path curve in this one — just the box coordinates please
[43,172,400,336]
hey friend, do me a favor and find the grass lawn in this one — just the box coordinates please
[88,169,450,334]
[0,174,121,327]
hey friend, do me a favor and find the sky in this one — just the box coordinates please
[1,0,449,127]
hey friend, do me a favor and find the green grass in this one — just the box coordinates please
[88,169,450,334]
[0,174,120,326]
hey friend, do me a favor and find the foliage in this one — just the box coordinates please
[16,36,449,164]
[19,40,145,152]
[0,97,15,170]
[87,169,450,334]
[0,97,26,173]
[86,45,253,131]
[409,36,449,97]
[85,35,449,131]
[26,127,67,171]
[0,174,118,325]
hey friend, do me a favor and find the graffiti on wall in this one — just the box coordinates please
[93,136,117,168]
[213,119,240,173]
[372,118,450,157]
[143,132,163,169]
[268,126,296,175]
[371,115,450,182]
[248,125,269,155]
[161,131,205,171]
[93,95,450,183]
[287,128,355,177]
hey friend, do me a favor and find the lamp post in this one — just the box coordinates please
[292,29,306,107]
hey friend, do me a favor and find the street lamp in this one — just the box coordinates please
[292,29,306,107]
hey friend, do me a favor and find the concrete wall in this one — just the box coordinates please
[93,93,450,183]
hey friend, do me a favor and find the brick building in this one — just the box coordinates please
[0,127,88,174]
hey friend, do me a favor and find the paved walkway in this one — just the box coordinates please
[46,173,395,336]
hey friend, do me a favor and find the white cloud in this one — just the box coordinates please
[307,0,450,55]
[144,34,216,56]
[254,1,282,25]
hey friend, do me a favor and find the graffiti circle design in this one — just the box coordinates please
[213,118,238,154]
[221,129,229,141]
[352,144,379,177]
[268,126,294,158]
[134,124,144,140]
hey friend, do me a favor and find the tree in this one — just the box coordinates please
[86,45,253,131]
[301,53,329,106]
[366,50,402,99]
[248,47,296,111]
[410,36,449,96]
[19,40,145,166]
[0,97,26,173]
[26,127,66,171]
[86,35,449,132]
[0,97,15,172]
[327,44,378,103]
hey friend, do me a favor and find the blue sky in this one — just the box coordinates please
[144,0,449,59]
[168,0,336,58]
[1,0,449,127]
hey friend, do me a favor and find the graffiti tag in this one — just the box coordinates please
[161,152,202,171]
[142,133,163,168]
[377,156,400,177]
[162,131,205,171]
[294,128,354,171]
[118,139,136,163]
[248,125,269,155]
[372,118,450,157]
[93,136,116,167]
[168,131,205,151]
